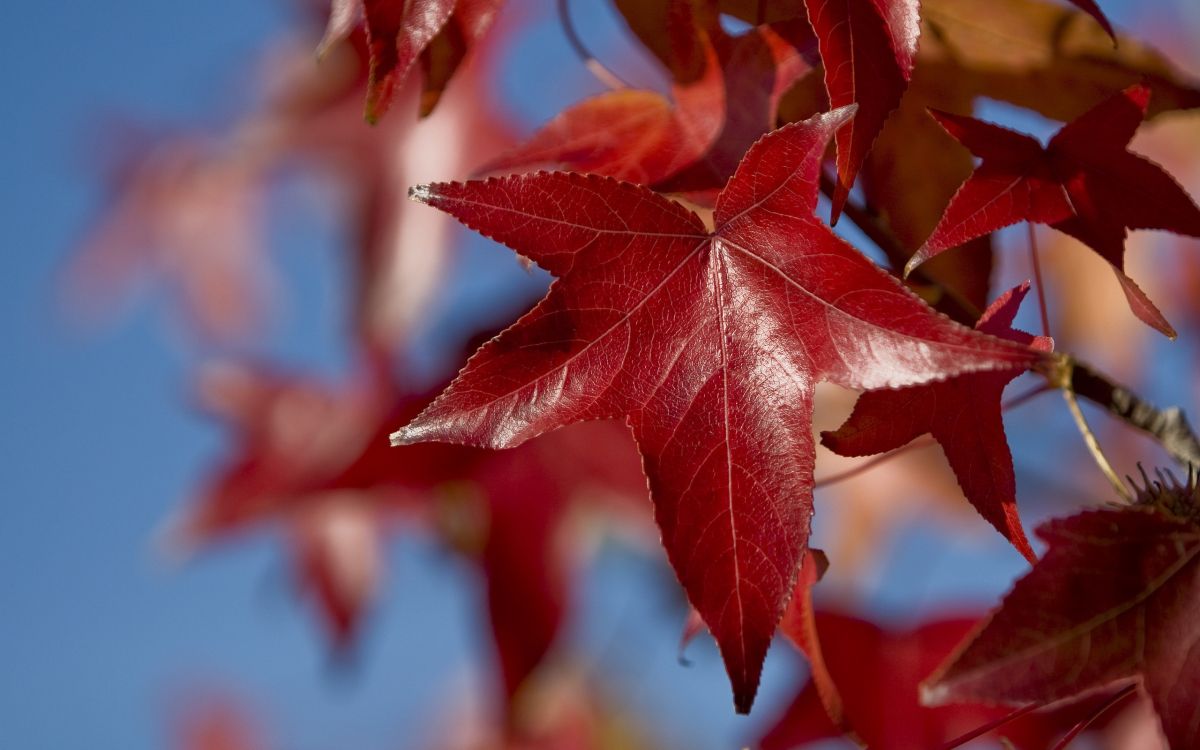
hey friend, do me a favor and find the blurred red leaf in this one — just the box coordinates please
[924,493,1200,749]
[177,697,265,750]
[822,282,1053,562]
[488,18,806,195]
[910,85,1200,338]
[323,0,505,120]
[70,22,514,351]
[761,610,1134,749]
[393,108,1042,712]
[482,35,724,184]
[172,359,646,707]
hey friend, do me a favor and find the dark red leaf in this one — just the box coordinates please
[761,611,1136,749]
[393,108,1042,712]
[777,550,847,736]
[350,0,503,121]
[923,499,1200,749]
[361,0,456,122]
[802,0,920,221]
[821,283,1053,562]
[910,85,1200,338]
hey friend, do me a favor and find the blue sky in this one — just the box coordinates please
[0,0,1191,748]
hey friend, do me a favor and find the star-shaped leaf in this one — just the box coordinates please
[392,107,1042,712]
[822,282,1053,562]
[923,488,1200,749]
[908,85,1200,338]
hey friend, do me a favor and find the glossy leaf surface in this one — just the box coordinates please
[394,108,1041,712]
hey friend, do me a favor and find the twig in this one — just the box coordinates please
[1070,362,1200,470]
[1050,356,1132,502]
[557,0,630,90]
[813,438,937,489]
[1027,223,1051,338]
[1002,382,1052,411]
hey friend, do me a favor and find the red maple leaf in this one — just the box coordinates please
[392,107,1043,712]
[803,0,920,221]
[68,16,514,351]
[760,610,1135,749]
[922,482,1200,749]
[173,361,647,706]
[486,19,805,195]
[908,85,1200,338]
[323,0,505,121]
[821,282,1053,562]
[482,25,725,185]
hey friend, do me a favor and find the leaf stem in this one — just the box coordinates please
[939,702,1040,750]
[1049,684,1138,750]
[1002,382,1052,411]
[1052,356,1132,502]
[1027,223,1051,338]
[1069,362,1200,469]
[557,0,630,90]
[814,437,937,489]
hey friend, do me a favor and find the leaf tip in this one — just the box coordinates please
[918,679,949,707]
[825,103,859,131]
[733,687,757,715]
[903,253,923,279]
[408,184,435,204]
[388,428,411,447]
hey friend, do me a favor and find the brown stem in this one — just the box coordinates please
[1069,362,1200,470]
[1045,354,1132,502]
[1063,382,1132,502]
[813,437,937,489]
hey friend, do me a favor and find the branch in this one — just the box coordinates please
[1070,362,1200,470]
